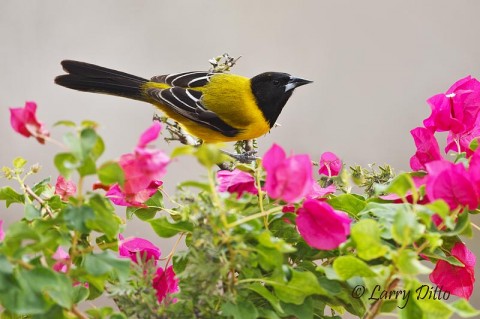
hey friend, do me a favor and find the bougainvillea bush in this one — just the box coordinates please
[1,75,480,319]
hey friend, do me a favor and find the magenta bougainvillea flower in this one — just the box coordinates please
[429,242,476,299]
[217,169,258,197]
[409,127,443,171]
[423,76,480,134]
[318,152,342,177]
[296,199,351,250]
[54,176,77,201]
[9,101,50,144]
[107,122,169,207]
[425,160,479,210]
[153,266,179,304]
[118,236,161,265]
[306,182,336,200]
[0,220,4,241]
[445,116,480,156]
[263,144,313,203]
[52,247,70,273]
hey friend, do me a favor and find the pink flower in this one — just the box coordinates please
[445,115,480,156]
[423,76,480,134]
[425,160,479,210]
[0,220,4,241]
[217,169,258,197]
[306,182,336,200]
[107,122,169,207]
[52,247,70,273]
[119,236,161,265]
[153,266,179,304]
[318,152,342,176]
[9,101,50,144]
[296,200,351,250]
[263,144,313,203]
[409,127,442,171]
[429,242,476,299]
[54,176,77,201]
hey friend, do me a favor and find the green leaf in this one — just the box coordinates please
[31,178,52,197]
[85,194,121,239]
[13,157,27,169]
[383,173,417,201]
[126,190,164,220]
[72,285,90,304]
[63,205,95,233]
[469,138,479,152]
[221,299,258,319]
[270,268,327,304]
[257,231,296,253]
[77,156,97,177]
[415,293,452,319]
[0,186,25,207]
[257,245,283,271]
[46,274,74,309]
[86,194,121,239]
[53,120,76,127]
[333,256,376,280]
[171,145,196,158]
[54,152,78,179]
[395,249,430,275]
[426,200,450,220]
[398,298,423,319]
[98,161,125,187]
[177,180,211,192]
[195,144,230,167]
[24,204,41,221]
[81,120,99,128]
[149,216,193,238]
[84,251,130,282]
[246,283,284,314]
[351,219,388,261]
[281,297,314,319]
[328,194,366,216]
[391,207,425,245]
[80,128,99,158]
[449,298,480,318]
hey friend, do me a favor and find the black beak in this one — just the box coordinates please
[285,76,313,92]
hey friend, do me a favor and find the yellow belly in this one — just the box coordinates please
[143,74,270,143]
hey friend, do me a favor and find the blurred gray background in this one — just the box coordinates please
[1,0,480,317]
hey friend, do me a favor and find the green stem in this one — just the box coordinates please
[254,166,267,228]
[227,206,283,229]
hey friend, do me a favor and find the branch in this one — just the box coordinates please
[363,278,400,319]
[24,184,53,218]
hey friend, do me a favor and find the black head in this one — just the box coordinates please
[250,72,312,128]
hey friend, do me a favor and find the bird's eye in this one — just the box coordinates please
[273,80,280,86]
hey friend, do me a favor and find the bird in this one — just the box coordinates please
[55,60,312,143]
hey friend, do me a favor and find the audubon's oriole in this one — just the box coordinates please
[55,60,311,143]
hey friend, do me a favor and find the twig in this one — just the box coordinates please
[71,305,89,319]
[165,233,185,268]
[363,278,400,319]
[24,184,53,218]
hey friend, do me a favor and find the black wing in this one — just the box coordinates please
[146,87,239,137]
[151,71,214,88]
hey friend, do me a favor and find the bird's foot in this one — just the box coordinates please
[221,150,259,164]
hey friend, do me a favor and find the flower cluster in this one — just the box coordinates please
[119,236,179,304]
[106,122,170,207]
[408,75,480,299]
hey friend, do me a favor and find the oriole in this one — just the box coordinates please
[55,60,311,143]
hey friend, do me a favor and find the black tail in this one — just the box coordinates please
[55,60,149,101]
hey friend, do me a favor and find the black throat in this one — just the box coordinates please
[250,75,294,128]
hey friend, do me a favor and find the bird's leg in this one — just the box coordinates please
[153,114,200,146]
[220,149,258,164]
[222,139,259,164]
